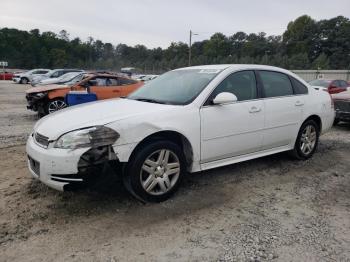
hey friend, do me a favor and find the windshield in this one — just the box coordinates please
[66,73,86,85]
[128,69,221,105]
[58,72,81,81]
[309,79,330,87]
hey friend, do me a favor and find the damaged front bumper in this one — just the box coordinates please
[26,135,122,191]
[26,93,47,112]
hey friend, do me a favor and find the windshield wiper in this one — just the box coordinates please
[133,98,168,104]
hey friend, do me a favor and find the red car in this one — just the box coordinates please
[0,71,13,80]
[309,79,349,94]
[332,91,350,125]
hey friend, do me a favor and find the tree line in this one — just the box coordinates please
[1,15,350,73]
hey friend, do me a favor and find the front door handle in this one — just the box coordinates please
[249,106,261,113]
[112,90,120,93]
[295,101,304,106]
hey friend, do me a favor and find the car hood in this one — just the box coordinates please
[26,84,70,93]
[34,98,177,140]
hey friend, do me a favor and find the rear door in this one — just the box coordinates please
[258,70,304,150]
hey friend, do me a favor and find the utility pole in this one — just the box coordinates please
[188,30,198,66]
[264,50,271,65]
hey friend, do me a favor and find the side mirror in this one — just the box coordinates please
[212,92,238,105]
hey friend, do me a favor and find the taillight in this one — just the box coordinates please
[329,93,334,109]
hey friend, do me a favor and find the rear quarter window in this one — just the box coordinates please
[290,77,308,94]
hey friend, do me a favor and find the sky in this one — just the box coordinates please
[1,0,350,48]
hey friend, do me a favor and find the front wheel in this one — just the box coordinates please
[291,120,320,160]
[124,140,186,202]
[46,99,67,114]
[20,77,29,84]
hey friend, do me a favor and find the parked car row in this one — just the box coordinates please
[26,64,335,202]
[26,73,143,116]
[12,68,84,85]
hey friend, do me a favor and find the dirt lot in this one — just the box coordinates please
[0,80,349,262]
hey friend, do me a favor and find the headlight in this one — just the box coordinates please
[54,126,120,149]
[34,92,46,98]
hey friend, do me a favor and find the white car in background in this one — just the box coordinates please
[12,69,50,84]
[26,64,335,202]
[33,72,85,86]
[137,74,159,82]
[30,69,84,86]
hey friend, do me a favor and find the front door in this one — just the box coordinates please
[200,70,264,163]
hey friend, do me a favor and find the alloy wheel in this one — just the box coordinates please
[300,125,317,155]
[48,100,67,114]
[140,149,180,196]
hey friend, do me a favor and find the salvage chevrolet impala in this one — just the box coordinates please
[26,65,335,202]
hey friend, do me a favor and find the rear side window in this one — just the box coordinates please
[119,78,137,86]
[339,80,348,87]
[259,71,293,98]
[209,70,257,102]
[290,77,308,94]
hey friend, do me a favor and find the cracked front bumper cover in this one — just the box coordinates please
[26,135,122,191]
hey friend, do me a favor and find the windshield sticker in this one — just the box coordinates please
[198,69,221,74]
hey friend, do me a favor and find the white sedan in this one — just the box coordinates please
[26,65,335,202]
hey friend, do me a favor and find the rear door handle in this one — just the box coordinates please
[295,101,304,106]
[113,90,120,93]
[249,106,261,113]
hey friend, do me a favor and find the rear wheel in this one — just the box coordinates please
[124,140,185,202]
[291,120,319,160]
[46,99,67,114]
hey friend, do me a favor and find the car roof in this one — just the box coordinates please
[176,64,293,73]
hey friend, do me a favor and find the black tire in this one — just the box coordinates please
[291,120,320,160]
[124,140,186,202]
[333,119,340,126]
[46,98,67,114]
[20,77,29,84]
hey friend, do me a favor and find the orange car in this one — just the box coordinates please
[26,74,143,116]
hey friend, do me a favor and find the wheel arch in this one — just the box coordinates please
[303,115,322,132]
[129,130,194,171]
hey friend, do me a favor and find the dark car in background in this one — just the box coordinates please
[332,90,350,125]
[309,79,349,94]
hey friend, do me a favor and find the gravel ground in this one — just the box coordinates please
[0,81,349,262]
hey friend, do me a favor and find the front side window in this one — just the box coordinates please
[128,69,221,105]
[90,77,107,86]
[208,70,257,102]
[259,71,294,98]
[106,78,119,86]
